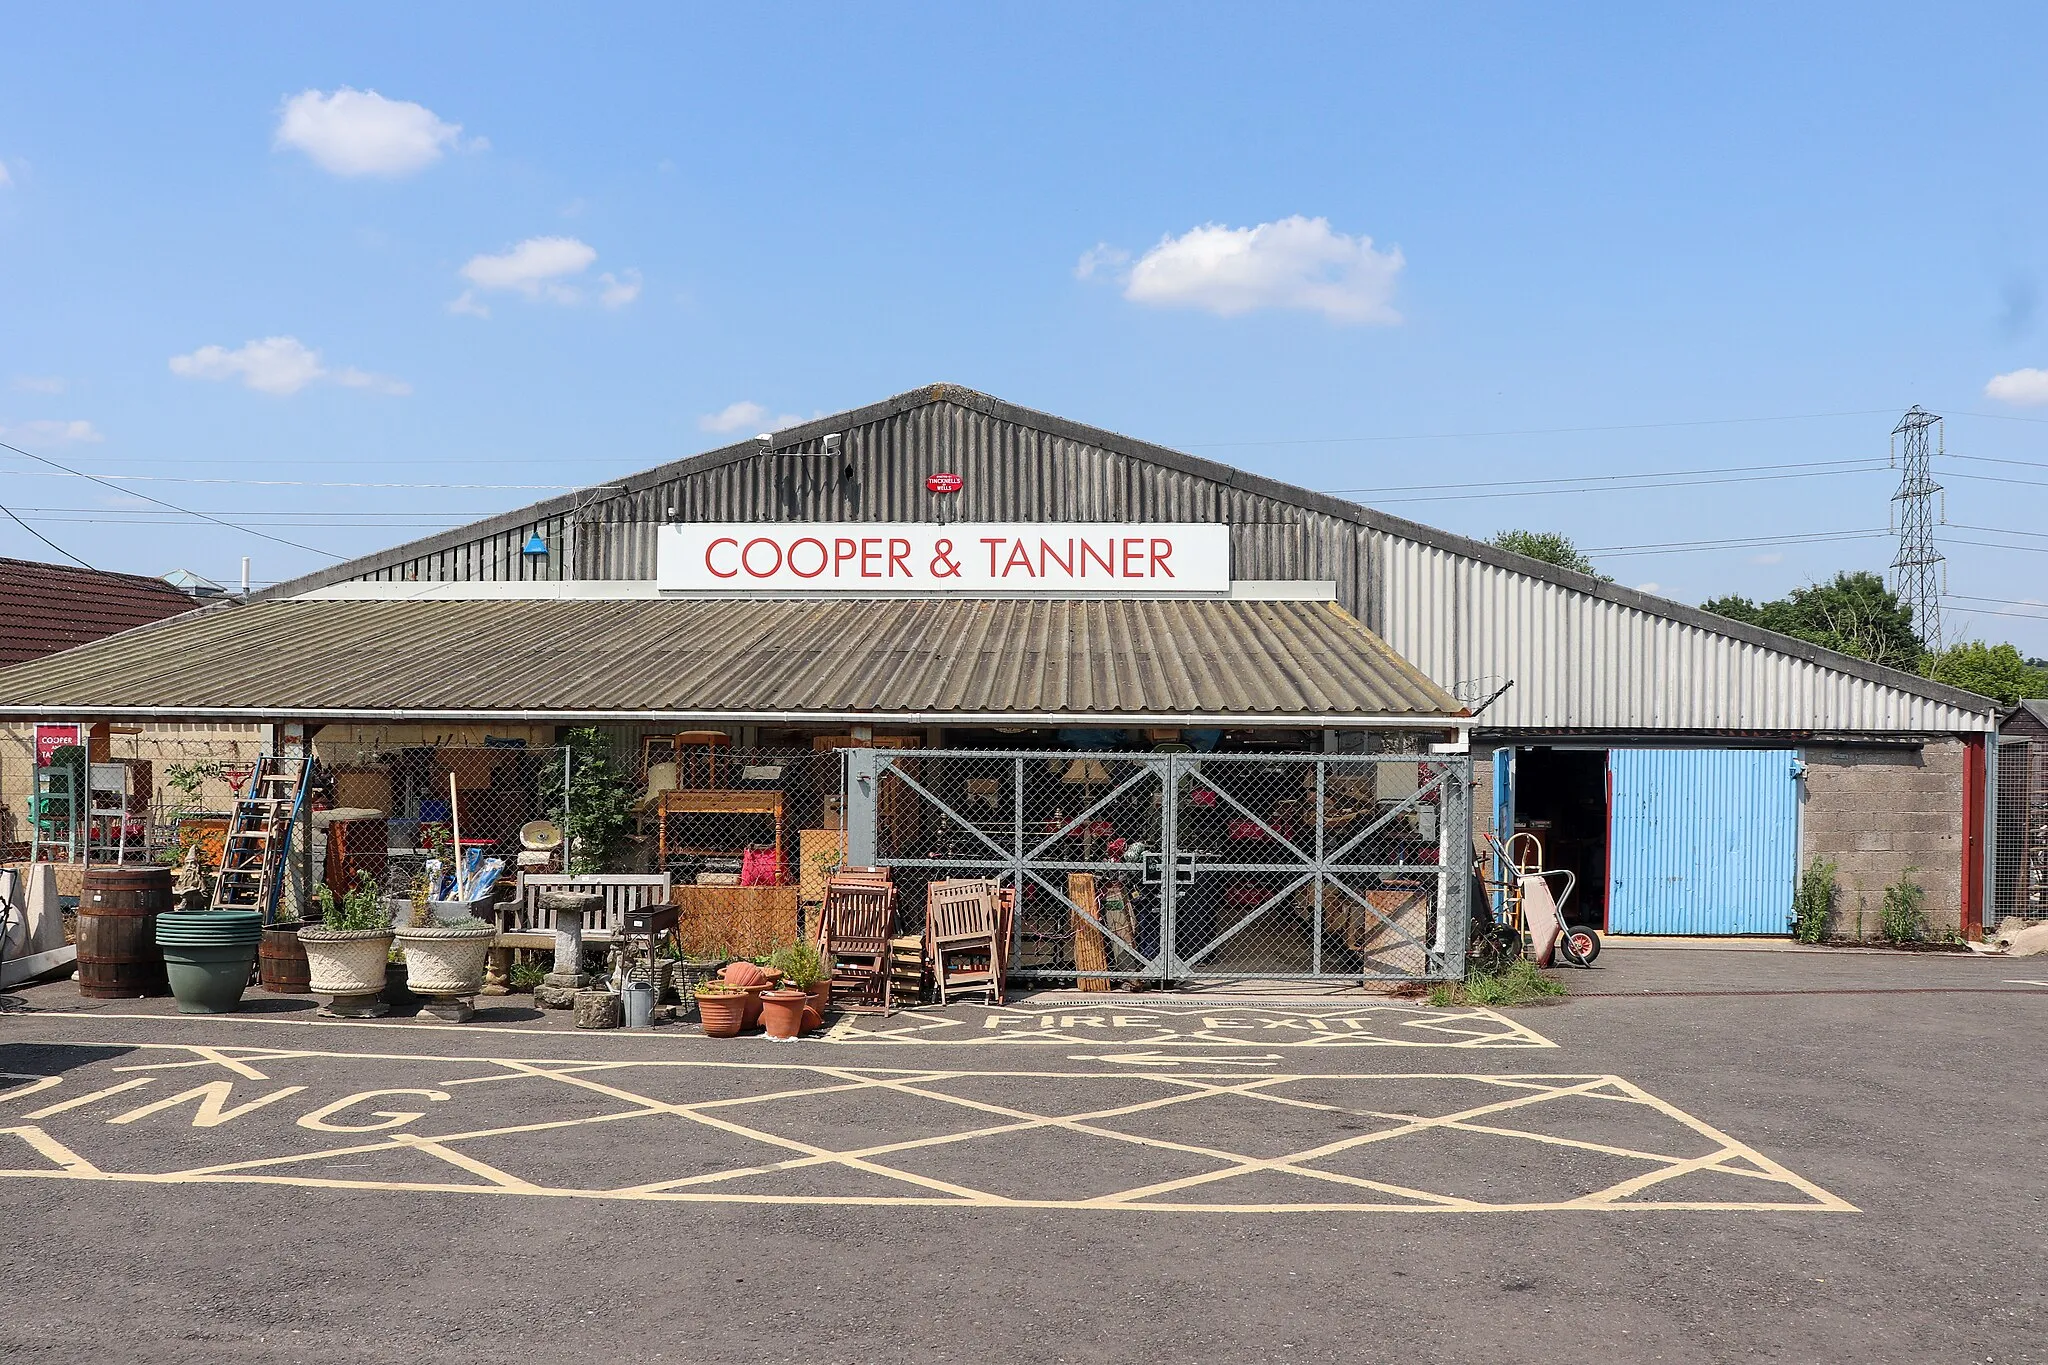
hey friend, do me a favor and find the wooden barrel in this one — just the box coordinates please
[259,923,311,994]
[77,865,174,998]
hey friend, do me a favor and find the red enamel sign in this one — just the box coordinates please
[926,472,963,494]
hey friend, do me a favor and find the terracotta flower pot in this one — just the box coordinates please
[741,983,769,1029]
[800,1005,823,1033]
[758,967,786,988]
[806,981,829,1018]
[760,987,808,1040]
[721,960,769,988]
[696,990,748,1038]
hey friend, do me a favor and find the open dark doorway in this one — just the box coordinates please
[1511,747,1609,930]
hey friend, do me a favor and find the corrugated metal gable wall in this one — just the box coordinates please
[363,400,1369,607]
[1369,532,1989,731]
[345,396,1988,735]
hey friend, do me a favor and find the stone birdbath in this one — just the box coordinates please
[533,890,602,1009]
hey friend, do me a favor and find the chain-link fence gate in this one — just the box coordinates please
[1995,735,2048,923]
[846,749,1470,985]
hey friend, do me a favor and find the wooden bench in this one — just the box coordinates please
[497,873,674,950]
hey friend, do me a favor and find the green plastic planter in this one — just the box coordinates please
[155,911,265,1015]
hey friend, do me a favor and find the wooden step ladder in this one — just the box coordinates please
[210,756,313,921]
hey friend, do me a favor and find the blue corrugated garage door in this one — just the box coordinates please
[1607,749,1800,935]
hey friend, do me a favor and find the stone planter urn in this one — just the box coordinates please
[395,922,497,1023]
[298,926,397,1018]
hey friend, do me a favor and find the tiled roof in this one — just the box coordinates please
[0,557,195,669]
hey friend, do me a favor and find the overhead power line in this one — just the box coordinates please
[0,499,96,569]
[1181,407,1902,449]
[1946,591,2048,609]
[1336,463,1890,506]
[0,466,572,492]
[1585,529,1891,559]
[0,439,341,560]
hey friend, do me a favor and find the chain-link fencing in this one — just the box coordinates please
[854,748,1470,985]
[1995,736,2048,924]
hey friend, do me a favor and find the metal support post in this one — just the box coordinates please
[844,747,881,867]
[1435,758,1470,977]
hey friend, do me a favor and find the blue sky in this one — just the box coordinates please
[3,3,2047,650]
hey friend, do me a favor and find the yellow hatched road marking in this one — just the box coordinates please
[0,1041,1855,1214]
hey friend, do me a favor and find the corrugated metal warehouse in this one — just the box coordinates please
[0,383,2002,943]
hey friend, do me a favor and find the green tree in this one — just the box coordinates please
[1924,641,2048,707]
[1702,571,1924,670]
[537,727,639,873]
[1489,530,1611,580]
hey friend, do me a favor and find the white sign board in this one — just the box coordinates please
[656,523,1231,594]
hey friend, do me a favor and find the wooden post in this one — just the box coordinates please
[1069,872,1111,992]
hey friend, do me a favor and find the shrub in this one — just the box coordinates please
[319,871,393,933]
[1879,869,1929,945]
[1790,858,1838,943]
[769,938,828,990]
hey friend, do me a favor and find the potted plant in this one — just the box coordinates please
[299,872,395,1017]
[670,943,729,1022]
[770,939,830,1032]
[396,913,496,1023]
[694,979,748,1038]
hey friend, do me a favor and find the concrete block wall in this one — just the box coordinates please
[1799,740,1966,939]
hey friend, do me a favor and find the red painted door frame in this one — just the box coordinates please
[1962,735,1987,939]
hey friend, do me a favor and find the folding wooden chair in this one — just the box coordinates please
[817,870,896,1013]
[924,878,1002,1006]
[992,885,1014,1005]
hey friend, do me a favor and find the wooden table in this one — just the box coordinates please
[656,789,785,867]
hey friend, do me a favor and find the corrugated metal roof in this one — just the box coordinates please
[0,597,1465,724]
[0,556,195,668]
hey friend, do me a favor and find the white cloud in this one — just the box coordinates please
[698,401,806,435]
[598,269,642,309]
[452,236,638,314]
[461,236,596,298]
[1749,551,1785,566]
[0,419,103,445]
[0,161,11,189]
[1100,215,1405,323]
[1986,367,2048,406]
[273,87,479,177]
[10,376,65,394]
[333,366,413,396]
[171,337,323,394]
[1073,243,1130,280]
[1633,581,1662,594]
[168,336,407,397]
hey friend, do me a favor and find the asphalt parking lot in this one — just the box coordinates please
[1,945,2042,1364]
